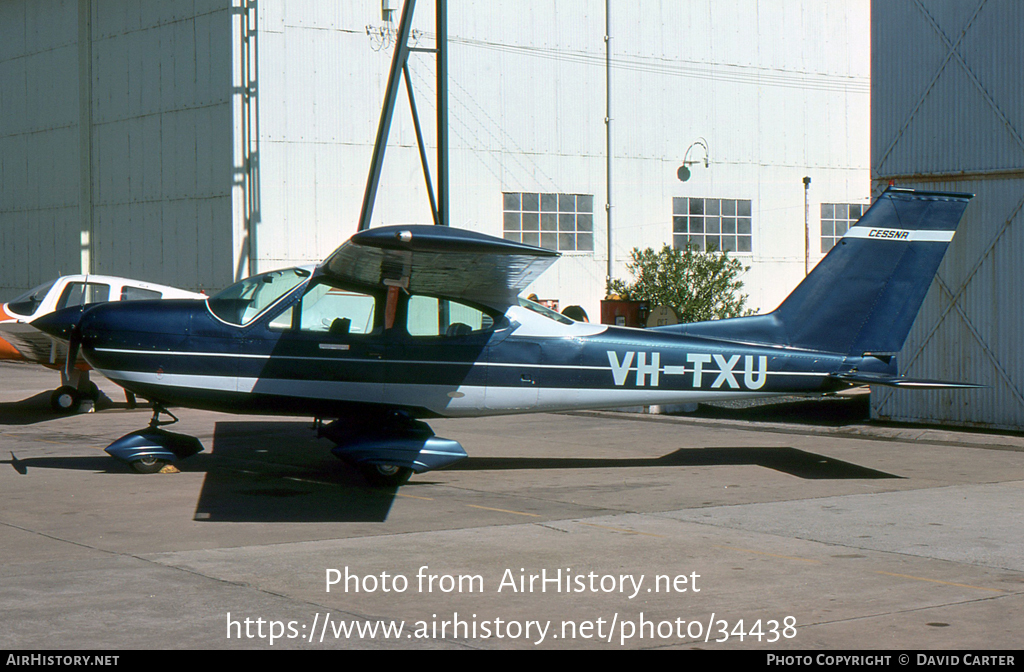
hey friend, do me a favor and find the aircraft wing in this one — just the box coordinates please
[0,321,66,366]
[315,225,559,306]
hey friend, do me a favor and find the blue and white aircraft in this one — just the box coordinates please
[33,187,975,484]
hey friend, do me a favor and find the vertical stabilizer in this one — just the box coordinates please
[662,188,972,356]
[773,188,971,355]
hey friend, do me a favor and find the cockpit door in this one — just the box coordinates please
[387,294,494,415]
[245,284,388,410]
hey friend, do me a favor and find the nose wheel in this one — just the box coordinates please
[104,409,203,473]
[129,455,169,474]
[359,463,413,487]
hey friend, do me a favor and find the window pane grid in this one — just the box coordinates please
[820,202,866,252]
[673,197,752,254]
[503,192,594,252]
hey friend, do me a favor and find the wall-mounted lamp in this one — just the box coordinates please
[677,138,709,181]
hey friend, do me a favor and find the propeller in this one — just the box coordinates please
[62,320,82,383]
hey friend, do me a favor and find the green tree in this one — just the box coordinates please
[607,244,754,323]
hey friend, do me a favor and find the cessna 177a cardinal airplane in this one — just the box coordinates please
[32,187,977,484]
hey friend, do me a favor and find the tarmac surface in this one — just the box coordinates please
[1,360,1023,651]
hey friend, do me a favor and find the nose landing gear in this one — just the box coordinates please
[104,405,204,474]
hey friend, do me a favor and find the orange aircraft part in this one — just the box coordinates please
[0,336,22,360]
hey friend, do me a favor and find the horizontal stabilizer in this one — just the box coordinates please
[829,371,985,389]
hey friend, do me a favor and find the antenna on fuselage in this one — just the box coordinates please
[358,0,449,231]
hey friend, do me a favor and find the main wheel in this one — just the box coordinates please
[360,464,413,487]
[129,456,168,474]
[50,386,81,414]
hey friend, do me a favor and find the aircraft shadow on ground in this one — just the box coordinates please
[449,447,899,480]
[0,392,70,425]
[193,421,400,523]
[4,421,899,524]
[0,391,132,426]
[3,420,404,524]
[3,453,116,475]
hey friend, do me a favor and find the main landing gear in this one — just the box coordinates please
[49,368,102,414]
[49,370,134,414]
[361,463,414,488]
[317,411,468,488]
[50,383,96,413]
[103,406,466,487]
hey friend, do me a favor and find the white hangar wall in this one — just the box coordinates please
[871,0,1024,429]
[250,0,871,319]
[85,0,237,292]
[2,0,869,320]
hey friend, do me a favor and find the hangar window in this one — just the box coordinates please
[503,192,594,252]
[673,197,752,253]
[821,203,867,252]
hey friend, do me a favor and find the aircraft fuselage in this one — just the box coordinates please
[72,291,867,421]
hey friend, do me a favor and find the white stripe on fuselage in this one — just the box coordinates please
[96,368,822,417]
[94,347,829,384]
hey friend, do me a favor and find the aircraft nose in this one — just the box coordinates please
[30,305,92,341]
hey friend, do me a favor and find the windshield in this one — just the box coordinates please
[6,280,57,317]
[518,296,573,324]
[207,268,310,326]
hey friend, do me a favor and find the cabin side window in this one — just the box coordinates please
[296,284,378,336]
[405,295,494,337]
[56,282,111,310]
[121,286,163,301]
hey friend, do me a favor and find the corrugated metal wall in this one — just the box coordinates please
[0,0,80,296]
[86,0,235,292]
[0,0,236,297]
[872,0,1024,429]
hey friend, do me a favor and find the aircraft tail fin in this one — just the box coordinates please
[771,188,971,356]
[668,188,972,356]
